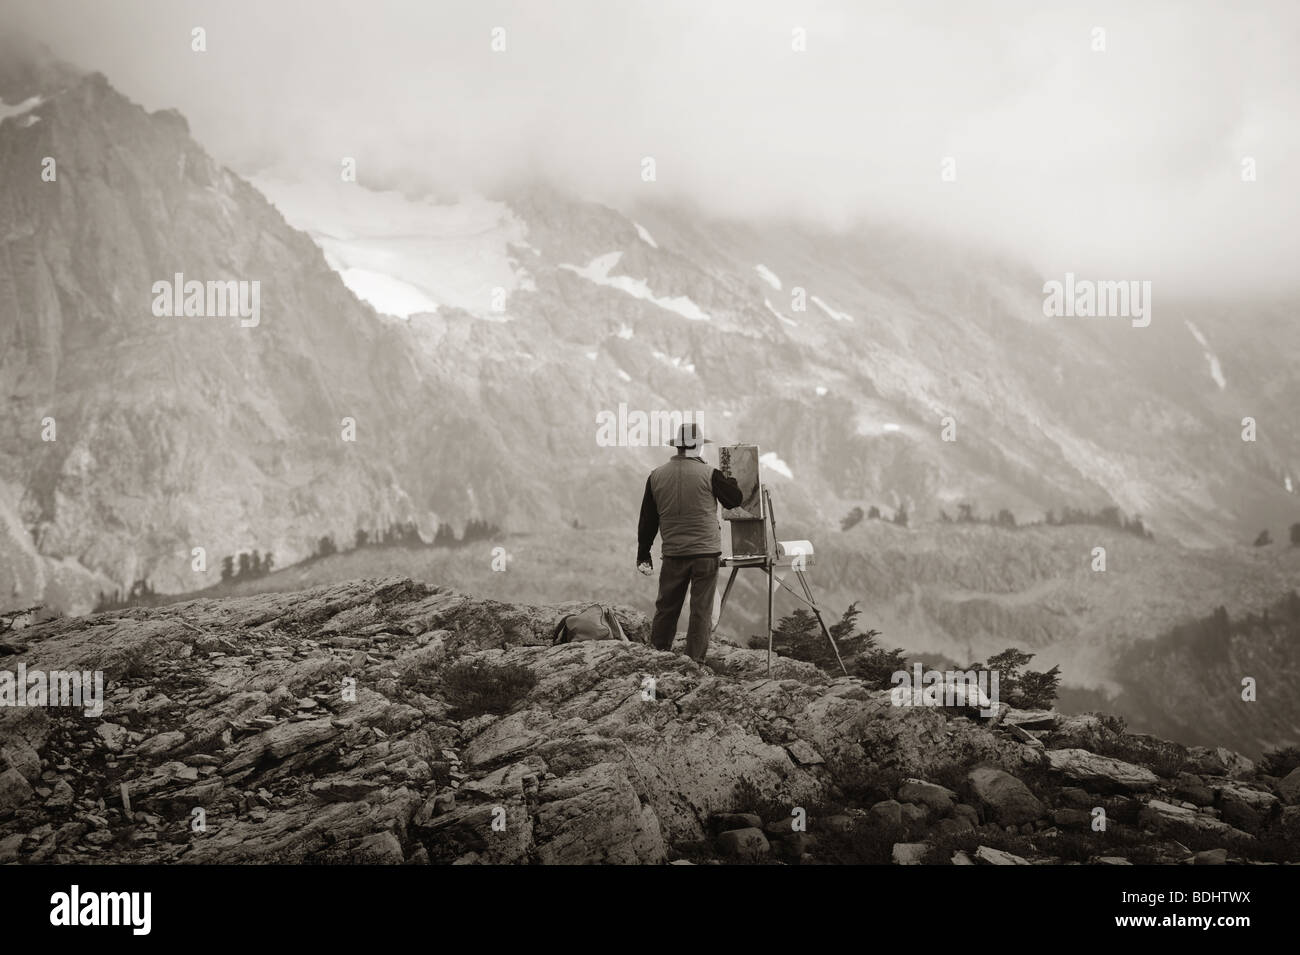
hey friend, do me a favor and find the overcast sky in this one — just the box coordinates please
[6,0,1298,294]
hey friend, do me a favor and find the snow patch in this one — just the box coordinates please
[755,264,782,290]
[760,452,793,479]
[0,96,43,124]
[1184,320,1227,390]
[634,222,658,248]
[815,386,828,396]
[764,298,798,327]
[585,351,598,361]
[854,417,903,436]
[560,251,710,321]
[1287,475,1294,494]
[616,368,632,382]
[616,324,634,340]
[652,351,696,374]
[811,295,854,323]
[252,176,530,319]
[338,268,439,317]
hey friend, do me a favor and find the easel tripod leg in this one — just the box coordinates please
[797,570,848,676]
[766,565,774,677]
[713,566,739,635]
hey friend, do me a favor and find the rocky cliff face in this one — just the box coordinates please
[2,578,1297,865]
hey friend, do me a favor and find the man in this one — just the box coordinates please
[637,422,743,662]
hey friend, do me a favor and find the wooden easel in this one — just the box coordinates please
[713,487,847,677]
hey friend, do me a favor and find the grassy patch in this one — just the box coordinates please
[437,661,537,719]
[1088,734,1187,779]
[114,645,155,681]
[919,824,1036,865]
[1038,825,1162,864]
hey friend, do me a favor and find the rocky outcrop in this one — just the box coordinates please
[1,578,1297,865]
[1044,749,1159,792]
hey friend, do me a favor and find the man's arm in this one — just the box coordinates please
[636,477,659,564]
[711,469,743,509]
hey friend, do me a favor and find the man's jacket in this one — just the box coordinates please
[637,454,744,562]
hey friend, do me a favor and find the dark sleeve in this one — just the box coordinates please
[636,477,659,563]
[712,468,743,509]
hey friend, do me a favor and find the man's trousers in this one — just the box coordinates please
[649,555,719,661]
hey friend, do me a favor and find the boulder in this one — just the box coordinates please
[774,831,818,861]
[137,731,187,758]
[952,804,980,827]
[0,832,24,863]
[95,723,129,753]
[717,827,769,860]
[1052,808,1093,829]
[891,842,928,865]
[897,778,957,814]
[1212,782,1278,832]
[1172,775,1215,807]
[1278,767,1300,806]
[0,739,42,782]
[1059,786,1093,808]
[967,766,1045,825]
[1044,748,1158,792]
[868,799,903,828]
[784,740,824,766]
[1187,746,1255,779]
[356,831,405,864]
[1138,799,1251,839]
[1050,713,1115,749]
[933,816,973,838]
[1001,709,1059,730]
[0,707,50,780]
[900,803,929,826]
[43,779,75,811]
[974,845,1029,865]
[0,768,34,813]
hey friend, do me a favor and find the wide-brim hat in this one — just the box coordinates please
[668,421,712,449]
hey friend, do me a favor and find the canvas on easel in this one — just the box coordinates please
[718,443,765,558]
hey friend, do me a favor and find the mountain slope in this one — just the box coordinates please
[4,58,1299,617]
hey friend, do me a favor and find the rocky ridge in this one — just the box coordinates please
[2,577,1298,865]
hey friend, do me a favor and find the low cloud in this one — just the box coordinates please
[6,0,1297,294]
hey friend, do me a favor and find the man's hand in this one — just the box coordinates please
[637,560,653,577]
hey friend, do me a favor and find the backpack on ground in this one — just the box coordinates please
[551,605,629,645]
